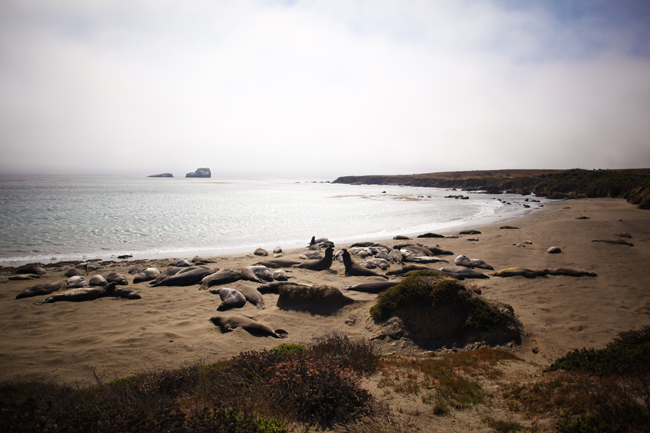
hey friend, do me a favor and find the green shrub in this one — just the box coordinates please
[310,332,380,376]
[271,343,305,356]
[464,297,504,331]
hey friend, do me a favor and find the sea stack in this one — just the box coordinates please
[186,168,211,178]
[148,173,173,178]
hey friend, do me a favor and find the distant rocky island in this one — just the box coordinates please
[148,173,173,178]
[186,168,211,178]
[333,168,650,209]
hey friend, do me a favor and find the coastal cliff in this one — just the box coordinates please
[333,169,650,209]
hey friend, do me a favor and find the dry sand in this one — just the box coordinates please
[1,197,649,388]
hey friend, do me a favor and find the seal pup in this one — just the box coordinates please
[16,281,62,299]
[104,272,128,285]
[210,287,247,311]
[66,276,88,288]
[297,246,334,271]
[341,249,388,279]
[133,267,161,283]
[345,280,401,294]
[209,316,287,338]
[41,282,117,304]
[149,266,215,287]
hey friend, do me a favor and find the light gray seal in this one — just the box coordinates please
[16,281,62,299]
[149,266,215,287]
[209,315,287,338]
[66,276,88,288]
[297,246,334,271]
[133,267,160,284]
[210,287,247,311]
[104,272,128,286]
[235,284,266,309]
[41,282,117,304]
[246,265,274,282]
[128,264,145,275]
[341,249,388,279]
[199,268,243,290]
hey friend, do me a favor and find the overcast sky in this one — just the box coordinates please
[1,0,649,179]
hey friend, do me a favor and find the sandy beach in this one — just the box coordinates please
[1,197,649,388]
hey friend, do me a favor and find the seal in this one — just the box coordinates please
[209,315,287,338]
[491,267,547,278]
[341,249,388,279]
[64,268,82,278]
[170,259,192,267]
[344,280,400,293]
[128,264,145,275]
[66,276,88,288]
[272,269,289,281]
[199,268,243,290]
[149,266,215,287]
[236,267,264,284]
[545,268,597,277]
[256,281,312,294]
[254,258,301,268]
[104,272,128,286]
[133,267,161,284]
[235,284,266,309]
[386,263,433,275]
[246,265,274,282]
[297,246,334,271]
[16,281,62,299]
[17,265,46,276]
[149,266,187,285]
[438,266,490,279]
[41,282,117,304]
[210,287,247,311]
[89,275,108,287]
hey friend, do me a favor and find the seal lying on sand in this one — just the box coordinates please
[210,287,247,311]
[104,272,128,285]
[297,246,334,271]
[545,268,597,277]
[492,267,547,278]
[133,267,160,283]
[16,281,62,299]
[246,265,274,282]
[40,282,116,303]
[254,258,301,268]
[234,284,266,309]
[66,276,88,288]
[149,267,215,287]
[89,275,108,287]
[439,266,490,279]
[341,249,388,279]
[257,281,312,294]
[200,268,243,290]
[345,280,401,293]
[209,316,287,338]
[386,263,433,276]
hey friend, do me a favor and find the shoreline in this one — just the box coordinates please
[1,197,649,387]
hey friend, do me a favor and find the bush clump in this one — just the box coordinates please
[464,297,504,331]
[369,271,454,320]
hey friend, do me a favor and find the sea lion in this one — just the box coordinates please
[149,266,215,287]
[393,235,410,240]
[341,249,388,279]
[209,315,287,338]
[66,276,88,288]
[491,267,547,278]
[235,284,266,309]
[133,267,160,283]
[254,258,301,268]
[257,281,313,294]
[315,237,334,248]
[297,246,334,271]
[128,264,145,275]
[210,287,247,311]
[246,265,274,282]
[199,268,243,290]
[89,275,108,287]
[545,268,597,277]
[344,280,401,293]
[41,282,117,304]
[16,281,62,299]
[104,271,128,285]
[302,251,323,260]
[438,266,489,279]
[500,226,520,230]
[8,274,40,280]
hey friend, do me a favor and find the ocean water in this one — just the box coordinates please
[0,175,544,266]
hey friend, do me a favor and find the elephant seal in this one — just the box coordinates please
[236,267,264,284]
[65,268,82,277]
[128,264,145,275]
[16,281,62,299]
[417,233,445,238]
[438,266,489,279]
[297,246,334,271]
[257,281,312,294]
[149,266,188,285]
[170,259,192,267]
[345,280,401,293]
[491,267,547,278]
[104,272,128,285]
[545,268,597,277]
[199,268,243,290]
[308,236,320,250]
[254,258,301,268]
[361,258,391,270]
[89,275,108,287]
[149,267,215,287]
[210,287,247,311]
[341,249,388,279]
[386,263,433,276]
[254,248,268,256]
[209,316,287,338]
[41,282,117,304]
[272,269,290,281]
[592,239,634,246]
[454,255,494,270]
[235,284,266,309]
[66,276,88,288]
[86,261,101,272]
[133,267,160,283]
[17,265,46,276]
[112,286,142,299]
[246,265,274,282]
[459,230,481,235]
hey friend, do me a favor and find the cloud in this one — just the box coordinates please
[1,0,649,178]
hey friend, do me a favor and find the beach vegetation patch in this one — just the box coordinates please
[464,297,504,331]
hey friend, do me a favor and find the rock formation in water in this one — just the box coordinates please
[148,173,173,178]
[186,168,211,178]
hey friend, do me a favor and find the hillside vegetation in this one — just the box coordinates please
[333,169,650,208]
